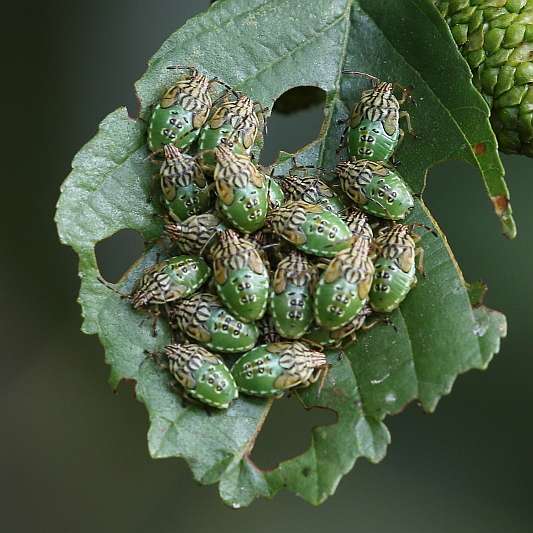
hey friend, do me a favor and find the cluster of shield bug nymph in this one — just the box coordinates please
[103,65,433,410]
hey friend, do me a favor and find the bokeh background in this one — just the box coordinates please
[3,2,532,532]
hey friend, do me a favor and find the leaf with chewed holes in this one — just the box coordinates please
[56,0,508,507]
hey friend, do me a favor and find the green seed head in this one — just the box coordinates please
[435,0,533,156]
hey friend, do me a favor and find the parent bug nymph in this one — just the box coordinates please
[338,70,415,162]
[148,65,235,152]
[158,144,211,221]
[98,256,211,335]
[370,223,435,313]
[148,342,238,409]
[211,229,269,322]
[212,139,268,233]
[231,342,330,398]
[336,158,414,220]
[198,91,269,173]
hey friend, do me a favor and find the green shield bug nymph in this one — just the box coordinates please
[343,207,374,241]
[167,292,259,354]
[257,315,283,344]
[270,251,318,339]
[336,158,414,220]
[147,66,215,152]
[314,236,375,330]
[231,342,328,398]
[248,228,276,272]
[213,140,268,233]
[198,93,266,172]
[304,304,377,348]
[99,255,212,336]
[265,175,285,209]
[369,224,425,313]
[164,213,225,256]
[340,70,414,162]
[268,200,353,258]
[131,255,211,309]
[277,170,347,215]
[211,229,269,322]
[150,343,238,409]
[159,145,211,221]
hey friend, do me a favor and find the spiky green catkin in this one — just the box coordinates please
[435,0,533,157]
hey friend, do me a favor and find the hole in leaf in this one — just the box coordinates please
[252,395,336,470]
[261,86,326,165]
[95,229,145,283]
[273,86,326,114]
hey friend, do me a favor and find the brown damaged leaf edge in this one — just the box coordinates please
[491,195,516,239]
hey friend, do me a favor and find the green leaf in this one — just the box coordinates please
[55,0,508,507]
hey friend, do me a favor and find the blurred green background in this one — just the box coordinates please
[3,2,532,532]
